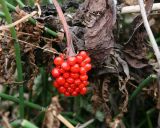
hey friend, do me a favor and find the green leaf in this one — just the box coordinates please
[95,111,105,122]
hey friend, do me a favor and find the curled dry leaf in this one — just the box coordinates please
[123,27,149,69]
[42,96,62,128]
[74,0,115,66]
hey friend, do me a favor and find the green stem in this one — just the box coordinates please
[10,119,38,128]
[16,0,25,7]
[0,11,5,17]
[29,0,34,6]
[146,108,156,128]
[0,93,46,111]
[5,1,16,11]
[129,74,157,101]
[6,1,58,38]
[136,119,146,128]
[0,0,24,118]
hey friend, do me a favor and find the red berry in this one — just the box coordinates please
[66,77,74,84]
[76,55,83,63]
[79,83,85,88]
[80,87,87,95]
[59,86,66,93]
[80,67,86,75]
[64,91,70,96]
[64,82,69,88]
[56,76,65,85]
[53,81,60,88]
[80,62,86,67]
[60,54,64,59]
[70,73,79,79]
[80,75,88,81]
[83,57,91,64]
[71,64,80,73]
[72,91,78,96]
[75,87,80,93]
[61,62,70,71]
[79,51,87,59]
[74,79,81,85]
[83,81,89,86]
[54,57,63,66]
[67,57,77,65]
[70,84,75,89]
[59,68,65,74]
[84,64,92,71]
[51,68,60,78]
[68,87,73,93]
[63,72,70,79]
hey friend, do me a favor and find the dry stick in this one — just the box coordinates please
[52,111,75,128]
[120,3,160,14]
[0,11,37,30]
[0,33,60,54]
[2,116,12,128]
[138,0,160,67]
[77,119,95,128]
[52,0,75,57]
[35,2,41,16]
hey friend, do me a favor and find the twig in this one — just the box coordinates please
[2,115,12,128]
[35,1,41,17]
[52,111,75,128]
[77,119,95,128]
[120,3,160,14]
[0,11,37,30]
[138,0,160,67]
[0,33,60,54]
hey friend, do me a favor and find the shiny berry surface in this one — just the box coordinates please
[84,64,92,71]
[80,75,88,81]
[63,72,70,78]
[76,55,83,63]
[71,64,80,73]
[70,73,79,79]
[72,91,78,96]
[67,57,76,65]
[59,86,66,93]
[80,87,87,95]
[66,77,74,84]
[74,79,81,85]
[61,62,70,71]
[56,76,65,85]
[79,67,86,75]
[79,51,88,59]
[51,68,60,78]
[54,57,63,66]
[83,57,91,64]
[53,81,59,88]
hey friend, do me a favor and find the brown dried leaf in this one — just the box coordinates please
[123,26,149,69]
[124,54,148,68]
[74,0,115,66]
[42,96,62,128]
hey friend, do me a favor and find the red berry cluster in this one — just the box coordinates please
[51,51,91,96]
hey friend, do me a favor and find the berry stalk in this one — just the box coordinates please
[52,0,76,57]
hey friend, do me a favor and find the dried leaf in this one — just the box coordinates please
[42,96,62,128]
[74,0,115,66]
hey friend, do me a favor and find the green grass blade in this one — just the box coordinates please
[16,0,25,7]
[0,93,46,111]
[0,0,24,118]
[129,74,157,101]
